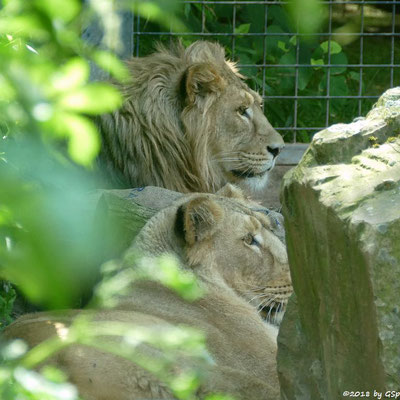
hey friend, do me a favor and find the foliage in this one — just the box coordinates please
[0,0,234,399]
[0,254,231,400]
[136,1,397,142]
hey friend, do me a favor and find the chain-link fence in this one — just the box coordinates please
[132,0,399,143]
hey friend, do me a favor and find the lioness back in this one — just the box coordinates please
[98,41,284,194]
[3,186,293,400]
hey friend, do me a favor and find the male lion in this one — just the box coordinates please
[3,186,292,400]
[98,41,284,193]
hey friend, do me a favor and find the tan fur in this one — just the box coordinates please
[98,41,284,193]
[3,186,292,400]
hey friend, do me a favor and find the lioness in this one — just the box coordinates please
[4,187,292,400]
[98,40,284,194]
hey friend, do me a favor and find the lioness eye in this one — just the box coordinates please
[243,233,260,247]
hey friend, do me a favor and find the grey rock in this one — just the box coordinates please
[278,87,400,399]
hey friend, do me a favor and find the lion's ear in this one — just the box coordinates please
[185,63,226,104]
[175,196,224,246]
[216,184,247,200]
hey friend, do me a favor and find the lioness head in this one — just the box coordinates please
[135,185,292,324]
[98,40,284,194]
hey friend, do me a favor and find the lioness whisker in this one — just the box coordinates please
[248,292,268,304]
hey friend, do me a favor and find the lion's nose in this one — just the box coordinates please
[267,144,284,158]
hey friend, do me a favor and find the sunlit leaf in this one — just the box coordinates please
[278,40,289,52]
[0,340,27,361]
[311,58,324,69]
[40,366,68,384]
[234,23,251,35]
[0,16,48,40]
[135,3,186,32]
[34,0,80,23]
[93,50,130,82]
[320,40,342,55]
[136,255,204,302]
[0,76,16,102]
[285,0,326,35]
[170,370,200,399]
[63,114,100,166]
[52,58,89,92]
[14,367,78,400]
[59,83,122,115]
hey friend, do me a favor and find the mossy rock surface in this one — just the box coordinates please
[278,87,400,400]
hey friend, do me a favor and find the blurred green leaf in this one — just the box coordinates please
[14,367,78,399]
[0,15,48,40]
[349,71,360,81]
[311,58,324,69]
[0,282,16,327]
[62,114,100,166]
[234,23,251,35]
[285,0,326,35]
[93,50,130,82]
[134,2,186,32]
[298,68,313,91]
[52,58,89,92]
[320,40,342,55]
[59,83,122,115]
[278,40,289,52]
[330,51,348,75]
[329,75,348,97]
[34,0,80,23]
[40,366,68,384]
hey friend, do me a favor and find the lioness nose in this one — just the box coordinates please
[267,144,283,158]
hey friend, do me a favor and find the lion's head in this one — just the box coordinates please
[134,184,292,324]
[98,41,284,194]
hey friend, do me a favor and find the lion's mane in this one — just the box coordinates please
[98,41,282,193]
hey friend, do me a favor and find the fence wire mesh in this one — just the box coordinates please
[132,1,399,143]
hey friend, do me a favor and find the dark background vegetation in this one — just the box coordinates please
[136,0,400,142]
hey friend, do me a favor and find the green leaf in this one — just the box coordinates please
[34,0,80,23]
[286,0,325,34]
[278,40,289,52]
[52,58,89,92]
[59,83,122,115]
[289,36,297,46]
[63,114,100,166]
[330,52,348,75]
[0,16,48,40]
[329,75,349,97]
[93,51,130,83]
[298,68,313,91]
[311,58,324,69]
[234,23,251,35]
[320,40,342,55]
[349,71,360,81]
[135,3,186,32]
[279,52,296,70]
[266,25,286,58]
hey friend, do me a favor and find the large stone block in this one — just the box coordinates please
[278,88,400,399]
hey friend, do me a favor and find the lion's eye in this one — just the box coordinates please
[238,107,251,119]
[243,233,260,247]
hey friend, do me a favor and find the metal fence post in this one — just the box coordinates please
[82,0,133,81]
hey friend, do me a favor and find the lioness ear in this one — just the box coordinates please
[216,184,247,200]
[185,63,226,104]
[175,196,224,246]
